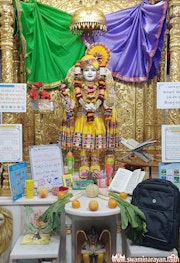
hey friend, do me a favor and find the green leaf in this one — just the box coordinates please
[109,191,147,243]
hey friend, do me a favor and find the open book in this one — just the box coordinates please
[121,137,156,151]
[108,168,145,195]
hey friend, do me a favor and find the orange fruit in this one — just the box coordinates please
[108,198,117,208]
[72,199,80,209]
[119,192,128,199]
[88,200,99,211]
[57,191,66,199]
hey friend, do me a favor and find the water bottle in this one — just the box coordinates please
[105,154,115,186]
[66,151,74,175]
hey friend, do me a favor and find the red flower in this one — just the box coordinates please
[40,90,51,99]
[30,82,51,100]
[29,89,39,100]
[34,82,43,88]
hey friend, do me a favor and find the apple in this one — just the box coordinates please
[39,187,48,198]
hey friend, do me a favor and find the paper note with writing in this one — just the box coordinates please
[108,168,145,195]
[0,124,22,162]
[0,83,26,112]
[29,144,64,190]
[161,125,180,162]
[157,82,180,109]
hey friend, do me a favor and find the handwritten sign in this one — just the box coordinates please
[162,125,180,163]
[29,144,64,189]
[157,82,180,109]
[0,83,26,112]
[0,124,22,162]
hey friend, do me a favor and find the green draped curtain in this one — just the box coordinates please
[15,0,86,88]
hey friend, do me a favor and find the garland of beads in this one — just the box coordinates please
[74,63,106,123]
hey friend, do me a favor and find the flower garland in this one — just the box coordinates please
[74,63,106,123]
[59,79,74,120]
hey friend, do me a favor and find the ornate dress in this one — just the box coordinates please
[58,71,120,152]
[58,43,121,152]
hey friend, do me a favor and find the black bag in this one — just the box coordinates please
[131,178,180,251]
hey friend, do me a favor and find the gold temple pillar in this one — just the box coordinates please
[0,0,14,82]
[0,0,14,196]
[169,0,180,82]
[168,0,180,124]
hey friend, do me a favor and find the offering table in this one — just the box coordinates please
[65,193,122,263]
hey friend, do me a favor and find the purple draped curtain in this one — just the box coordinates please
[83,0,168,82]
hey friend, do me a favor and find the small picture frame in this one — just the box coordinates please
[63,174,74,189]
[73,179,94,190]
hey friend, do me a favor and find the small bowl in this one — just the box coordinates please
[51,186,69,196]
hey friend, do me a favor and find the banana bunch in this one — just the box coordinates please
[109,192,147,244]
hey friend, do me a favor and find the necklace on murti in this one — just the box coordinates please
[85,85,97,94]
[83,82,98,93]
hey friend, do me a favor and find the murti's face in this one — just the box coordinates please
[83,65,97,82]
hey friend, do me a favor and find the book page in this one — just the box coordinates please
[135,139,156,150]
[139,171,146,182]
[126,170,145,195]
[121,138,138,150]
[121,137,156,151]
[108,168,133,193]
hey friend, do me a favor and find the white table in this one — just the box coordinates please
[9,235,60,263]
[65,193,122,263]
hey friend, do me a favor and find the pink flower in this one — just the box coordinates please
[60,84,66,91]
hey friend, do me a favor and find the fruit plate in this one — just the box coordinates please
[51,186,69,196]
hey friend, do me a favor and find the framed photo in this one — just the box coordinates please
[73,179,94,190]
[63,174,74,189]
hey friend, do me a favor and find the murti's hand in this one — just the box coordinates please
[86,102,96,112]
[79,98,95,112]
[94,99,102,110]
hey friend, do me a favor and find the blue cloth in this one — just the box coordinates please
[83,0,168,82]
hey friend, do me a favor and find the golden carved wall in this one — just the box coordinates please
[0,0,179,196]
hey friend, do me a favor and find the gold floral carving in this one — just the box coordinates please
[0,207,12,254]
[39,0,142,15]
[169,0,180,82]
[0,2,14,82]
